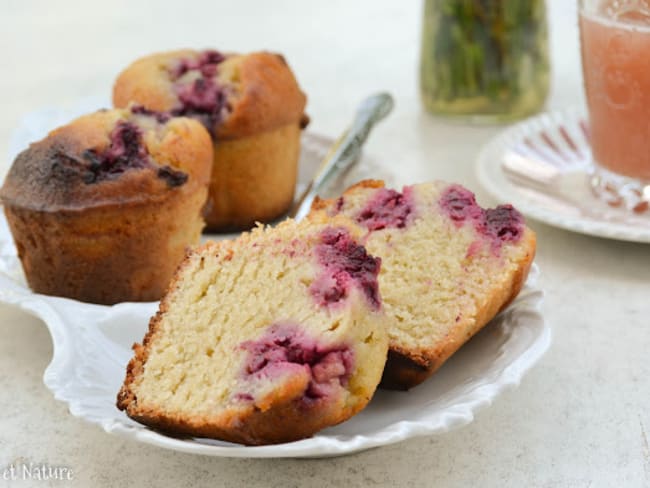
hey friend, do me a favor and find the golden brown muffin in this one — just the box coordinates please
[310,180,536,390]
[117,216,388,445]
[0,107,213,304]
[113,49,307,231]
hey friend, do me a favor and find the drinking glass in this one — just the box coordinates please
[580,0,650,210]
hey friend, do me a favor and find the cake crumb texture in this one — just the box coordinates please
[311,180,536,389]
[117,217,388,445]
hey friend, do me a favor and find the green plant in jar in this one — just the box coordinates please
[420,0,550,122]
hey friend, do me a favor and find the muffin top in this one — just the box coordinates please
[0,107,213,212]
[112,49,307,140]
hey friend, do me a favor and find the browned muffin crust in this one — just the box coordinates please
[0,108,213,304]
[112,50,307,140]
[3,193,207,304]
[205,123,301,230]
[113,49,307,231]
[0,109,212,212]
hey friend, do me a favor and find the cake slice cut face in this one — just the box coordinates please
[311,180,537,390]
[117,217,388,445]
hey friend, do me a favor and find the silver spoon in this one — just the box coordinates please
[290,92,394,221]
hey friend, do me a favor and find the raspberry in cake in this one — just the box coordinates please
[117,216,388,445]
[310,180,536,390]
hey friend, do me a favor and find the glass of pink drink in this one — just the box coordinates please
[580,0,650,211]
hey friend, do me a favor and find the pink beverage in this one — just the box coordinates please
[580,1,650,180]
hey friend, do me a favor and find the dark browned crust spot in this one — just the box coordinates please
[379,349,430,391]
[299,113,310,129]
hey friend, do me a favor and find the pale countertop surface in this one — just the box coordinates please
[1,1,649,487]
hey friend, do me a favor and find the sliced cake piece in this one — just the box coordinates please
[310,180,536,390]
[117,216,388,445]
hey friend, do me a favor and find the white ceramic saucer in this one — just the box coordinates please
[476,107,650,243]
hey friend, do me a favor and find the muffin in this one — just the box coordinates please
[0,107,213,304]
[117,216,388,445]
[113,49,307,231]
[310,180,536,390]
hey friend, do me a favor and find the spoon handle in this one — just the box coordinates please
[290,92,394,221]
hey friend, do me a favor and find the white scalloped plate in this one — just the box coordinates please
[0,102,551,458]
[476,107,650,243]
[0,240,548,457]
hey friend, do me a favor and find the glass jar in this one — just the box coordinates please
[420,0,550,123]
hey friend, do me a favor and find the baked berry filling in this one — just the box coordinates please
[171,50,225,79]
[156,165,188,187]
[484,205,524,243]
[438,185,485,223]
[439,185,524,252]
[355,187,414,230]
[240,323,354,402]
[82,121,149,183]
[310,228,381,310]
[130,105,171,124]
[170,50,228,134]
[82,120,187,187]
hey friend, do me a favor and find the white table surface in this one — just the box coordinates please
[1,1,649,486]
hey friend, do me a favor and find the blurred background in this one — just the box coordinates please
[0,0,580,177]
